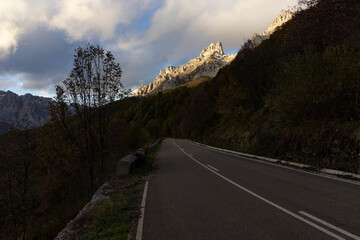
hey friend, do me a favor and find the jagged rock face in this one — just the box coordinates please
[243,11,293,49]
[0,90,52,134]
[134,42,236,96]
[262,11,293,36]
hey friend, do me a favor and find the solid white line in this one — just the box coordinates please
[136,180,149,240]
[207,164,219,172]
[188,141,360,186]
[299,211,360,240]
[171,140,345,240]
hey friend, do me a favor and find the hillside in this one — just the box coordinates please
[128,0,360,172]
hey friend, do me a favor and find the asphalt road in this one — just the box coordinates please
[141,139,360,240]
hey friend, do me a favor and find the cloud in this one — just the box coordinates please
[49,0,125,41]
[0,25,76,93]
[0,0,298,95]
[0,22,22,58]
[0,0,50,59]
[0,76,16,89]
[0,0,160,58]
[119,0,298,53]
[48,0,163,42]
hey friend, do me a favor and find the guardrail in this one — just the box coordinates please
[189,140,360,180]
[116,138,162,176]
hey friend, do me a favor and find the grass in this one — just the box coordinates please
[162,76,212,95]
[83,142,160,240]
[83,194,135,240]
[182,76,211,88]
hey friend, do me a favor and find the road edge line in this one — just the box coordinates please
[188,140,360,185]
[136,180,149,240]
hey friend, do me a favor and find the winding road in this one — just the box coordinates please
[139,139,360,240]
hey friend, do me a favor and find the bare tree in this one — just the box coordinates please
[50,44,129,193]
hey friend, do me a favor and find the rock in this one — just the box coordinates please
[135,148,146,157]
[55,182,113,240]
[243,11,293,50]
[0,90,52,134]
[133,42,236,96]
[116,154,138,176]
[262,11,293,36]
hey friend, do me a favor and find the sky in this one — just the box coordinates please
[0,0,298,98]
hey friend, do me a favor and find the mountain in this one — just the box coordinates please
[3,0,360,239]
[134,42,236,96]
[135,12,293,97]
[0,90,52,134]
[243,11,293,49]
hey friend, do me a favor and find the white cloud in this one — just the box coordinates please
[118,0,298,51]
[48,0,161,42]
[0,0,158,58]
[37,90,52,98]
[0,77,16,89]
[0,0,49,59]
[49,0,125,41]
[0,22,22,58]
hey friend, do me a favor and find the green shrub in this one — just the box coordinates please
[268,45,360,123]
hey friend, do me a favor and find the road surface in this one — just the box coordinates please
[140,139,360,240]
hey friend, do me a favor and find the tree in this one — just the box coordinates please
[217,76,248,128]
[0,129,35,240]
[50,44,129,193]
[267,45,360,123]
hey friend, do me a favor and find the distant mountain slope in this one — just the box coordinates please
[134,42,236,96]
[0,90,51,134]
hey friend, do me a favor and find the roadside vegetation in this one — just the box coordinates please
[83,144,159,240]
[1,0,359,239]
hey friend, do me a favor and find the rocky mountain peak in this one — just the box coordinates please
[134,42,236,96]
[262,11,293,36]
[243,11,293,50]
[200,42,225,57]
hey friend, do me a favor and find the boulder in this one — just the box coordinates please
[116,154,138,176]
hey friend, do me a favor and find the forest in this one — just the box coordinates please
[1,0,360,239]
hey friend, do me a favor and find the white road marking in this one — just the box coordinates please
[207,164,219,172]
[171,140,346,240]
[189,141,360,186]
[136,180,149,240]
[299,211,360,240]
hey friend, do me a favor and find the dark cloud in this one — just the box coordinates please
[0,25,81,90]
